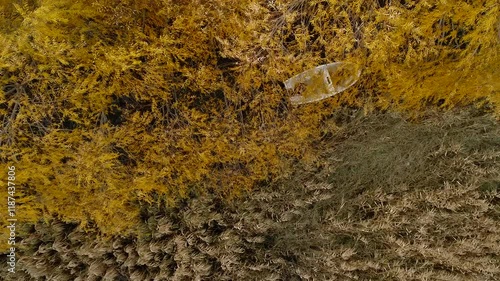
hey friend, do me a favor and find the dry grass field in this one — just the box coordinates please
[2,1,499,280]
[2,108,499,280]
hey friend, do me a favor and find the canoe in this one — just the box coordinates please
[284,62,361,105]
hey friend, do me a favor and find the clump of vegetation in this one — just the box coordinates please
[1,109,498,280]
[1,0,499,247]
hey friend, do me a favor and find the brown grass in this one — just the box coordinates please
[2,108,499,280]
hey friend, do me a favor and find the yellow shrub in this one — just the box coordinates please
[1,0,498,245]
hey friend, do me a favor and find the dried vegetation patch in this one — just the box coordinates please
[2,109,499,280]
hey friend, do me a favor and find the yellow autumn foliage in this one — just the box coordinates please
[0,0,499,247]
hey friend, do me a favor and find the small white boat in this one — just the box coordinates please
[284,62,361,105]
